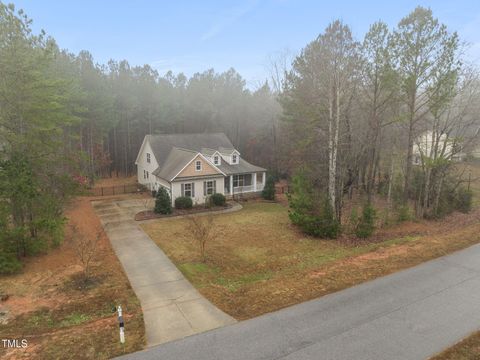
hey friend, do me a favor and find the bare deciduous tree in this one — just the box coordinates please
[186,215,218,262]
[71,224,101,284]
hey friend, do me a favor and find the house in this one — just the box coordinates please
[412,131,465,165]
[135,133,267,205]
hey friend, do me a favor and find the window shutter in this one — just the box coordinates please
[203,181,206,196]
[192,183,195,197]
[181,183,184,196]
[213,180,216,193]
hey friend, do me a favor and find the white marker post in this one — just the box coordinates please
[117,305,125,345]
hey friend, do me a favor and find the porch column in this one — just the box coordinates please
[253,173,257,192]
[230,175,233,195]
[262,172,266,187]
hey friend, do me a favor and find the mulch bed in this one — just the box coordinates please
[134,202,234,221]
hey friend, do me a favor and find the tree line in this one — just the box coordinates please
[279,7,480,237]
[0,2,279,272]
[1,3,479,272]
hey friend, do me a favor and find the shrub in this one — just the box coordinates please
[175,196,193,209]
[288,169,340,239]
[396,205,411,222]
[210,193,226,206]
[455,186,473,213]
[349,207,359,234]
[154,187,172,214]
[0,252,22,274]
[262,175,276,200]
[355,203,376,238]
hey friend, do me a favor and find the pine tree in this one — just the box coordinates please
[154,187,172,214]
[262,175,276,200]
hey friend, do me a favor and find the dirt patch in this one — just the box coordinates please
[0,195,145,359]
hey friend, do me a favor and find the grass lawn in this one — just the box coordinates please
[0,195,145,359]
[142,200,480,320]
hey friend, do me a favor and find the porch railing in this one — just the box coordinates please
[225,184,264,195]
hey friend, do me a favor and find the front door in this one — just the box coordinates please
[224,176,230,194]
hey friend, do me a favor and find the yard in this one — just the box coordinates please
[0,195,145,359]
[431,331,480,359]
[142,199,480,320]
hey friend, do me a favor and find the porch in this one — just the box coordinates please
[224,172,265,195]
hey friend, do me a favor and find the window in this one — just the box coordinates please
[233,174,252,188]
[232,154,238,164]
[146,171,149,179]
[195,160,202,171]
[182,183,194,197]
[233,174,243,187]
[143,170,146,179]
[204,180,216,195]
[213,155,220,165]
[146,153,151,163]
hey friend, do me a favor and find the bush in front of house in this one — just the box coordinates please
[210,193,226,206]
[154,187,172,214]
[262,174,276,200]
[355,202,376,238]
[175,196,193,209]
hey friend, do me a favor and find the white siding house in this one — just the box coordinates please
[134,133,266,206]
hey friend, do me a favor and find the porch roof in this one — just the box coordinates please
[216,158,266,175]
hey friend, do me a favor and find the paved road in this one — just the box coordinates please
[119,243,480,360]
[92,198,236,347]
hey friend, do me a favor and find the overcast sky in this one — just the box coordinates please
[11,0,480,88]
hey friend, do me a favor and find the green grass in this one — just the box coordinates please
[59,312,92,327]
[26,308,55,330]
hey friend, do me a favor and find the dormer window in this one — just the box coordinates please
[232,154,238,164]
[195,160,202,171]
[213,155,220,165]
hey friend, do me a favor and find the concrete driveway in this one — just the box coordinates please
[92,198,236,347]
[118,243,480,360]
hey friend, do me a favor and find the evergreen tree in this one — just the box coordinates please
[154,187,172,214]
[355,203,376,238]
[262,175,276,200]
[288,169,340,239]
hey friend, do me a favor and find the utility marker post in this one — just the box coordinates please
[117,305,125,345]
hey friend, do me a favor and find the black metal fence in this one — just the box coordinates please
[90,184,144,196]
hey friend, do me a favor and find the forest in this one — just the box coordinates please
[0,2,479,271]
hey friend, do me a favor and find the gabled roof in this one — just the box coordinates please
[152,147,197,181]
[217,157,266,175]
[146,133,234,169]
[141,132,264,181]
[200,147,219,156]
[218,146,240,156]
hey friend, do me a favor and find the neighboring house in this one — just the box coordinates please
[412,131,465,165]
[135,133,266,205]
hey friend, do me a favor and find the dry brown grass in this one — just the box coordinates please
[142,200,480,320]
[94,175,137,188]
[0,196,145,359]
[430,331,480,359]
